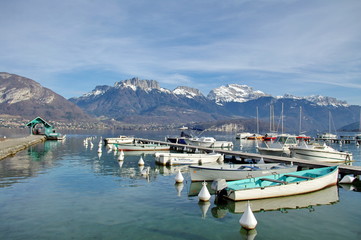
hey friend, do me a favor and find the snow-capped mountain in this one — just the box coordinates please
[279,94,348,107]
[173,86,204,98]
[207,84,270,104]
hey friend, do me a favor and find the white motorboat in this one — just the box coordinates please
[317,132,338,141]
[104,135,134,145]
[154,152,223,165]
[257,134,298,157]
[115,143,170,151]
[185,137,233,148]
[236,132,254,139]
[189,162,298,182]
[217,166,338,201]
[290,141,353,163]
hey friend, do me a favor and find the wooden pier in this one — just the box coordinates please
[136,138,361,177]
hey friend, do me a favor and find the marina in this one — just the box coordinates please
[136,138,361,177]
[0,130,361,240]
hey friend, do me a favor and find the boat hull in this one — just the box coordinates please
[104,136,134,145]
[257,147,290,157]
[189,164,298,182]
[155,153,223,165]
[115,143,170,151]
[225,166,338,201]
[291,148,352,163]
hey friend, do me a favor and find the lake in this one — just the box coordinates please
[0,130,360,240]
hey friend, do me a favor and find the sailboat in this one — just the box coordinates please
[296,106,311,141]
[263,104,277,141]
[246,106,263,140]
[317,111,337,140]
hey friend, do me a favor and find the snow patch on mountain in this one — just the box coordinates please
[207,84,269,104]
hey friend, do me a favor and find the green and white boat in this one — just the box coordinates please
[216,166,338,201]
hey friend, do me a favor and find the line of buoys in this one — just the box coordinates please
[198,181,211,202]
[239,201,257,230]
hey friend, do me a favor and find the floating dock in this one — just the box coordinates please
[0,135,46,160]
[136,138,361,177]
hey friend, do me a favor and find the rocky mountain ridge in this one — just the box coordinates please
[0,72,91,121]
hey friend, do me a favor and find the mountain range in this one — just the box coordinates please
[1,72,360,132]
[0,72,91,121]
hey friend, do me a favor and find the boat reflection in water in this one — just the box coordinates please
[211,185,339,218]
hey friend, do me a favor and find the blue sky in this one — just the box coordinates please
[1,0,361,105]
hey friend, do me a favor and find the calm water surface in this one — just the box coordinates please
[0,130,360,240]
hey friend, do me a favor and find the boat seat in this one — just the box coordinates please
[284,174,314,180]
[260,178,287,184]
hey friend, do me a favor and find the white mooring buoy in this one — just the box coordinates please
[175,169,184,183]
[339,175,356,184]
[198,181,211,202]
[138,156,145,166]
[239,201,257,230]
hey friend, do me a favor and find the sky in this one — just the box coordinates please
[1,0,361,105]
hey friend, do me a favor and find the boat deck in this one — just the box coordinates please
[136,138,361,177]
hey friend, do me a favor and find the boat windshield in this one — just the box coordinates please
[275,136,297,144]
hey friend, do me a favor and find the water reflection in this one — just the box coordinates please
[211,185,339,217]
[0,140,63,188]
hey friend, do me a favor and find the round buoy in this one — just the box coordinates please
[138,156,145,166]
[97,147,102,153]
[198,181,211,202]
[239,201,257,230]
[175,169,184,183]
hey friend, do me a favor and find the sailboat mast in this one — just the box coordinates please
[281,103,284,134]
[359,109,361,132]
[256,106,259,134]
[299,106,302,135]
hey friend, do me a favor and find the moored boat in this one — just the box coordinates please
[104,135,134,145]
[236,132,254,139]
[185,137,233,148]
[166,131,192,144]
[290,141,352,163]
[154,152,223,165]
[114,143,170,151]
[257,134,298,157]
[189,162,297,182]
[217,166,338,201]
[317,132,337,141]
